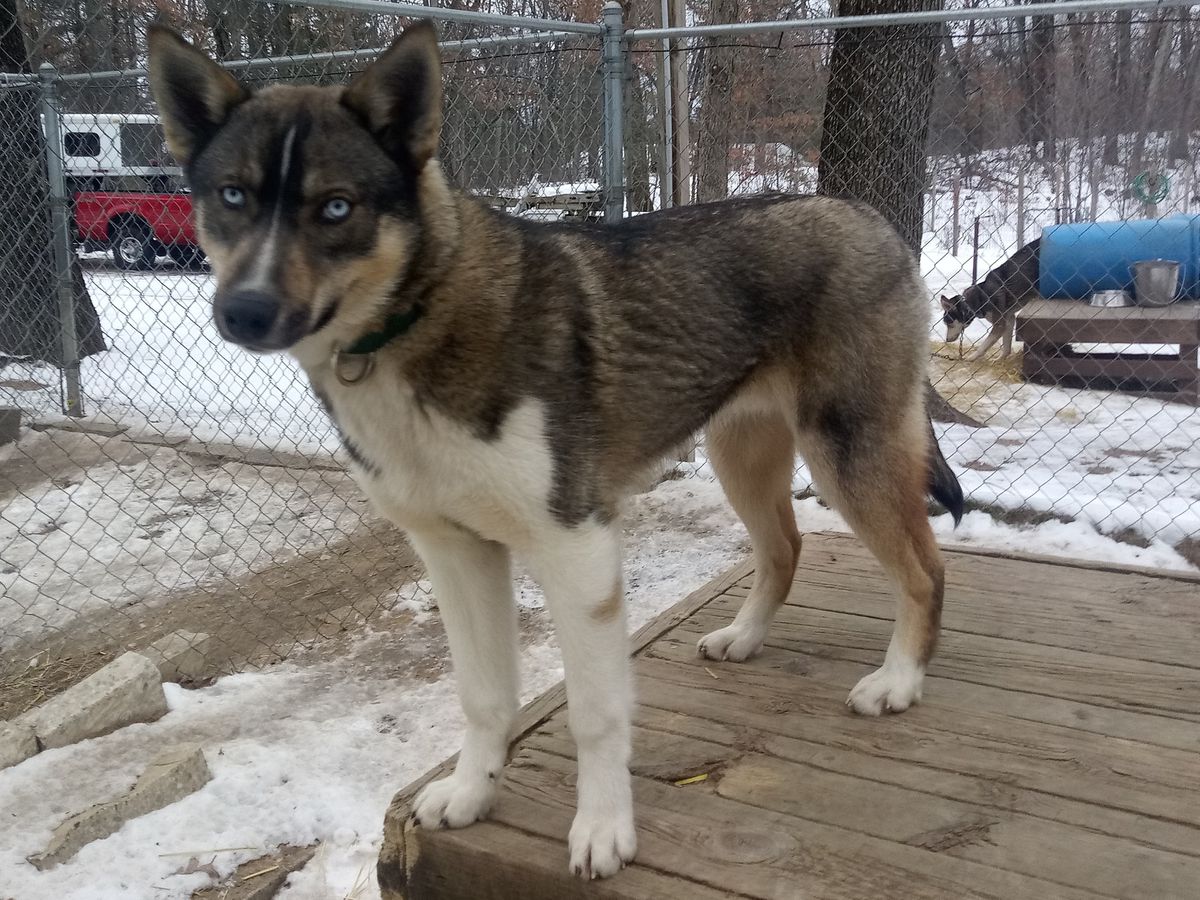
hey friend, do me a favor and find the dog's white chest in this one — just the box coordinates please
[320,377,555,544]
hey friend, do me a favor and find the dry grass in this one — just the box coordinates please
[0,648,115,720]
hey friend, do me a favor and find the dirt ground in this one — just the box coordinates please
[0,422,430,719]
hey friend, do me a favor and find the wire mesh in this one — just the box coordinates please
[631,6,1200,569]
[0,3,604,710]
[1,0,1198,713]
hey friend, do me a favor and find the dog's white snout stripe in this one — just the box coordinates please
[238,123,299,295]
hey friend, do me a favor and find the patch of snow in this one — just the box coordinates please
[2,469,1191,900]
[0,428,367,652]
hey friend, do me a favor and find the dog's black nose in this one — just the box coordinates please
[217,290,279,345]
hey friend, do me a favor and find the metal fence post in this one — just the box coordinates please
[601,1,626,223]
[38,63,85,418]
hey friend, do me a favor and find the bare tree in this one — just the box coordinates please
[693,0,739,202]
[1170,12,1198,162]
[1129,10,1174,181]
[1024,5,1055,161]
[621,0,655,212]
[818,0,943,251]
[1103,10,1132,165]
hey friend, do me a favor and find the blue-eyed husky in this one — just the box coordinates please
[148,21,963,879]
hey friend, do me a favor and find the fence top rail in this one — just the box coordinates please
[48,29,594,86]
[626,0,1199,41]
[268,0,604,35]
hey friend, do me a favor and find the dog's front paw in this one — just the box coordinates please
[568,807,637,879]
[697,623,765,662]
[846,663,923,716]
[412,773,496,830]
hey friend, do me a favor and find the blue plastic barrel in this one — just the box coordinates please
[1038,214,1200,300]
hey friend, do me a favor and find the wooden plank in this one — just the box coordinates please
[525,721,1200,899]
[789,532,1200,621]
[1016,299,1200,344]
[385,818,726,900]
[680,602,1200,721]
[632,706,1200,859]
[674,612,1200,753]
[504,747,1105,900]
[1022,352,1198,386]
[804,530,1200,587]
[730,575,1200,673]
[758,541,1200,668]
[1020,299,1200,322]
[716,754,1198,899]
[530,720,1200,873]
[634,647,1200,828]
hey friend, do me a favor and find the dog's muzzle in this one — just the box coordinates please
[214,289,307,351]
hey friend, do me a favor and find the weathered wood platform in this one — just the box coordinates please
[379,532,1200,899]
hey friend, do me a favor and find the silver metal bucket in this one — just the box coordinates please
[1131,259,1181,307]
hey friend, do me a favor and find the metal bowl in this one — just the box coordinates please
[1089,289,1132,308]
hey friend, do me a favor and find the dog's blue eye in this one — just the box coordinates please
[322,198,352,223]
[221,186,245,209]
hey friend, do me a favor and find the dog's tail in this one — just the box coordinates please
[926,417,964,525]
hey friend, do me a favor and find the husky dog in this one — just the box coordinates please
[941,238,1041,360]
[148,21,963,879]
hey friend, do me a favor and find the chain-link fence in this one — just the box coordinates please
[0,2,607,709]
[2,0,1198,710]
[629,0,1200,564]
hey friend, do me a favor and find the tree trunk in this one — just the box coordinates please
[621,0,654,212]
[818,0,943,252]
[1028,8,1055,162]
[1103,10,1131,166]
[1170,13,1198,162]
[1129,11,1173,181]
[693,0,739,202]
[0,0,105,367]
[818,0,978,428]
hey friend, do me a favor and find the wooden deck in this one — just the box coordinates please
[378,532,1200,899]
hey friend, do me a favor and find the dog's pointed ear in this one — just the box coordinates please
[341,20,442,170]
[939,295,954,310]
[147,25,249,167]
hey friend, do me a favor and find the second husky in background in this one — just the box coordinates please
[941,238,1041,360]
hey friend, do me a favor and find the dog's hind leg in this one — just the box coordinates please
[408,523,518,829]
[797,399,945,716]
[699,407,801,662]
[525,520,636,879]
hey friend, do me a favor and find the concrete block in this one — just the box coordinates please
[22,651,167,750]
[29,745,210,869]
[140,631,213,683]
[0,721,39,770]
[0,407,20,446]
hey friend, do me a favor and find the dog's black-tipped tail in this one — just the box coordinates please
[926,417,964,526]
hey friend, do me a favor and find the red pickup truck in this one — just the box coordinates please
[72,189,205,270]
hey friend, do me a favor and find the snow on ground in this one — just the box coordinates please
[2,267,334,455]
[3,473,1189,900]
[0,429,367,650]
